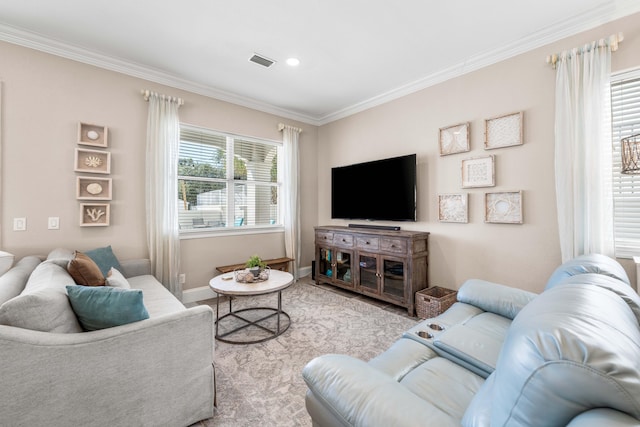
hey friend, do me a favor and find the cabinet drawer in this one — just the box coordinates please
[316,231,334,244]
[356,236,380,250]
[381,238,407,254]
[334,233,354,247]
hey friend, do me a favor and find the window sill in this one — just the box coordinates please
[179,226,284,240]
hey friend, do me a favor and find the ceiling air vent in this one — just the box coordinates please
[249,53,276,68]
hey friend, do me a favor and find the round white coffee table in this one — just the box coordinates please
[209,269,294,344]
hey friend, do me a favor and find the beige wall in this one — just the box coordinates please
[1,12,638,296]
[0,40,318,291]
[316,13,640,293]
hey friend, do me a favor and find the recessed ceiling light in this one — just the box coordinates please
[286,58,300,67]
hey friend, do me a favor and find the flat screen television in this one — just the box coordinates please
[331,154,417,222]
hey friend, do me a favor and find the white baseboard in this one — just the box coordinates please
[182,286,217,304]
[182,265,312,304]
[298,265,312,278]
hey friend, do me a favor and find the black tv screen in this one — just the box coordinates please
[331,154,417,222]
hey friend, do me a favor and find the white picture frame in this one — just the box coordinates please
[80,203,110,227]
[76,176,112,200]
[485,191,523,224]
[78,122,108,148]
[439,122,470,156]
[74,148,111,174]
[485,111,523,150]
[438,193,468,223]
[461,155,495,188]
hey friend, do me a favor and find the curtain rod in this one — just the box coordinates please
[278,123,302,133]
[545,32,623,69]
[141,89,184,106]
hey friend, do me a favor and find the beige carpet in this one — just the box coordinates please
[191,276,418,427]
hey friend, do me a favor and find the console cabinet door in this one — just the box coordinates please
[357,253,380,295]
[317,246,333,281]
[334,249,354,286]
[381,256,407,303]
[316,245,354,288]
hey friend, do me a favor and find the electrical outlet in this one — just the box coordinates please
[48,217,60,230]
[13,218,26,231]
[179,274,186,284]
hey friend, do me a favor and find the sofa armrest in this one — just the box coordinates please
[0,305,215,426]
[119,258,152,278]
[457,279,537,319]
[302,354,459,427]
[566,409,640,427]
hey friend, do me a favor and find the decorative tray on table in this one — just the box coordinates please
[234,267,271,283]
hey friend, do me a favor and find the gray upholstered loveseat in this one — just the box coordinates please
[0,249,215,427]
[303,254,640,426]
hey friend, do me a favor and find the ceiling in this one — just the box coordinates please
[1,1,639,125]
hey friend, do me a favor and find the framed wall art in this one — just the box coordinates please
[78,122,108,148]
[485,111,523,149]
[439,122,470,156]
[461,155,495,188]
[80,203,110,227]
[76,176,112,200]
[485,191,523,224]
[74,148,111,174]
[438,193,468,223]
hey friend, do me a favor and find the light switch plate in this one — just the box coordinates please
[48,217,60,230]
[13,218,26,231]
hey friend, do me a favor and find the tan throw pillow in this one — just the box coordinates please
[67,251,106,286]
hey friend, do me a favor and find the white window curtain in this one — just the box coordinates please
[0,81,3,246]
[144,91,183,298]
[280,124,301,278]
[553,37,616,262]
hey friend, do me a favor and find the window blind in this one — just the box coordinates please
[178,124,282,231]
[611,69,640,258]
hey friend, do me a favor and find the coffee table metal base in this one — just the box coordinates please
[215,291,291,344]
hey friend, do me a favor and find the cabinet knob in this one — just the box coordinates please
[342,239,346,242]
[365,241,370,245]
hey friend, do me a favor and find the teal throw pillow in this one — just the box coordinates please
[66,285,149,331]
[84,245,123,278]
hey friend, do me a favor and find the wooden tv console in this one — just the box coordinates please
[314,225,429,316]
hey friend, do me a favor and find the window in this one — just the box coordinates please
[178,124,282,232]
[611,69,640,258]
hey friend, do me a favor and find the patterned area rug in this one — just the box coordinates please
[195,277,418,427]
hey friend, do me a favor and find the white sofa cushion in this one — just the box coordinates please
[128,275,185,317]
[0,256,42,305]
[0,251,14,276]
[46,248,75,267]
[0,261,82,333]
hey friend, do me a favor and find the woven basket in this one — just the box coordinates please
[415,286,457,319]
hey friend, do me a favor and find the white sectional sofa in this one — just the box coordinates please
[0,248,215,427]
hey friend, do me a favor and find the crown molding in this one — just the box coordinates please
[316,1,640,125]
[1,0,639,127]
[0,23,322,126]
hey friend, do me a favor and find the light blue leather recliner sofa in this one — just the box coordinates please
[302,254,640,426]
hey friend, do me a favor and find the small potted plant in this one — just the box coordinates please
[245,255,267,277]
